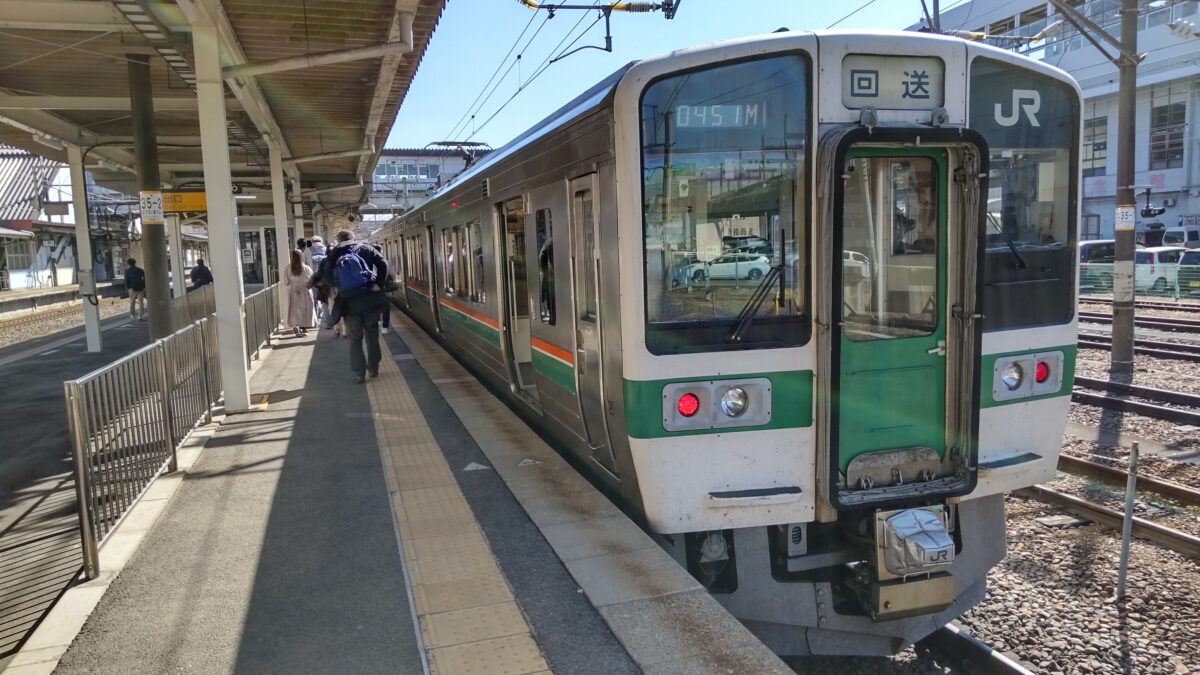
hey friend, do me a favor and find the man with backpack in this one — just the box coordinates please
[311,229,389,383]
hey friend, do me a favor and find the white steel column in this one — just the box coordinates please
[270,144,290,280]
[66,144,101,352]
[167,214,186,297]
[192,0,250,412]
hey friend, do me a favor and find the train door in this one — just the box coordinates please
[569,174,615,472]
[426,225,442,332]
[496,197,540,406]
[833,148,948,500]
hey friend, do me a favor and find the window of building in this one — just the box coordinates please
[535,209,554,324]
[1082,116,1107,177]
[5,240,32,270]
[1149,100,1185,170]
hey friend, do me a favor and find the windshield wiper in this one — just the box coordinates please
[726,264,783,344]
[989,214,1027,269]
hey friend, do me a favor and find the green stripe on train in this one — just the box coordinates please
[438,302,502,349]
[623,370,814,439]
[980,344,1077,408]
[532,351,575,393]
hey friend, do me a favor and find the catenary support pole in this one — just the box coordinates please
[66,144,101,352]
[1111,0,1138,375]
[167,214,186,298]
[128,53,173,339]
[192,0,251,412]
[269,143,290,283]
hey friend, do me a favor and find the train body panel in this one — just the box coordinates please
[373,29,1080,657]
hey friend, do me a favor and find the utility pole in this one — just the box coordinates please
[128,53,173,339]
[1047,0,1142,375]
[1110,0,1138,376]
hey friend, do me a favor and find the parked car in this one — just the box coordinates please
[686,253,771,281]
[1134,246,1186,294]
[1163,226,1200,249]
[1079,240,1118,290]
[843,250,872,280]
[1178,250,1200,297]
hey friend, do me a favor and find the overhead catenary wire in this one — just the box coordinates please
[826,0,881,29]
[443,8,546,141]
[465,7,604,143]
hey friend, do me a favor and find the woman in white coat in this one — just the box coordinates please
[284,249,316,335]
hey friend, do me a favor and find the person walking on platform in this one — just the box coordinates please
[125,258,146,320]
[309,236,329,324]
[298,237,313,269]
[312,229,389,383]
[190,258,213,291]
[285,249,316,336]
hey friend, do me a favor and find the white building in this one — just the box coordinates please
[361,147,491,229]
[913,0,1200,239]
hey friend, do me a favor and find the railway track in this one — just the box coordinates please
[1015,485,1200,559]
[1057,454,1200,507]
[0,305,83,330]
[1077,332,1200,362]
[1078,310,1200,333]
[1080,297,1200,314]
[1071,376,1200,426]
[915,624,1034,675]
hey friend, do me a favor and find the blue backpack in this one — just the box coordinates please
[334,245,374,294]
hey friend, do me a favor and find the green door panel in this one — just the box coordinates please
[837,148,948,474]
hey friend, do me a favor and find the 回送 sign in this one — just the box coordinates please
[842,55,945,110]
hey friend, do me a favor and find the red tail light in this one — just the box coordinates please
[1035,361,1050,384]
[677,392,700,417]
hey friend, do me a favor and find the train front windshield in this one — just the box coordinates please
[639,55,809,354]
[970,58,1080,329]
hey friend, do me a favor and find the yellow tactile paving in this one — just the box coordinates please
[430,634,550,675]
[365,337,550,674]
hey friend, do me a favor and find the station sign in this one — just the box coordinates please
[842,55,945,110]
[162,190,208,214]
[139,190,164,224]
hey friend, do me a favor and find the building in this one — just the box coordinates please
[911,0,1200,239]
[361,146,491,228]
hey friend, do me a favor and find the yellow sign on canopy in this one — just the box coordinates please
[162,191,207,213]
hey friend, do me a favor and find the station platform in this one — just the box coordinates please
[0,282,125,315]
[6,309,788,674]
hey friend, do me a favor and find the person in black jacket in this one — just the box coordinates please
[311,230,389,383]
[190,259,214,290]
[124,258,146,320]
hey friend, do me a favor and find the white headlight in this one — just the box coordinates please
[720,387,749,417]
[1001,363,1024,391]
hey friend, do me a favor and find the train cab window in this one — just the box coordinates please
[535,209,555,324]
[841,156,940,340]
[970,58,1079,330]
[639,54,810,354]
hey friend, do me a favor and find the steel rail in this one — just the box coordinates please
[1078,332,1200,362]
[1015,485,1200,559]
[1078,311,1200,332]
[1072,378,1200,426]
[1075,375,1200,408]
[1058,454,1200,507]
[1080,297,1200,314]
[915,624,1034,675]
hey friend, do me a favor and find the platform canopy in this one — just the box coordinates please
[0,0,446,217]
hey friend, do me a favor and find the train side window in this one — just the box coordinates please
[469,220,485,303]
[536,208,555,324]
[442,228,456,296]
[455,225,468,298]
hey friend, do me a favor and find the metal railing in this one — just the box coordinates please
[169,284,216,330]
[243,284,280,363]
[65,282,280,579]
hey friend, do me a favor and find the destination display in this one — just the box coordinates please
[674,102,768,128]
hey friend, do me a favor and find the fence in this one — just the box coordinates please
[65,283,279,579]
[169,284,216,330]
[1080,262,1200,301]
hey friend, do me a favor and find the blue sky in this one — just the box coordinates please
[385,0,954,150]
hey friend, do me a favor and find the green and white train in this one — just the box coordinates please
[373,29,1080,656]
